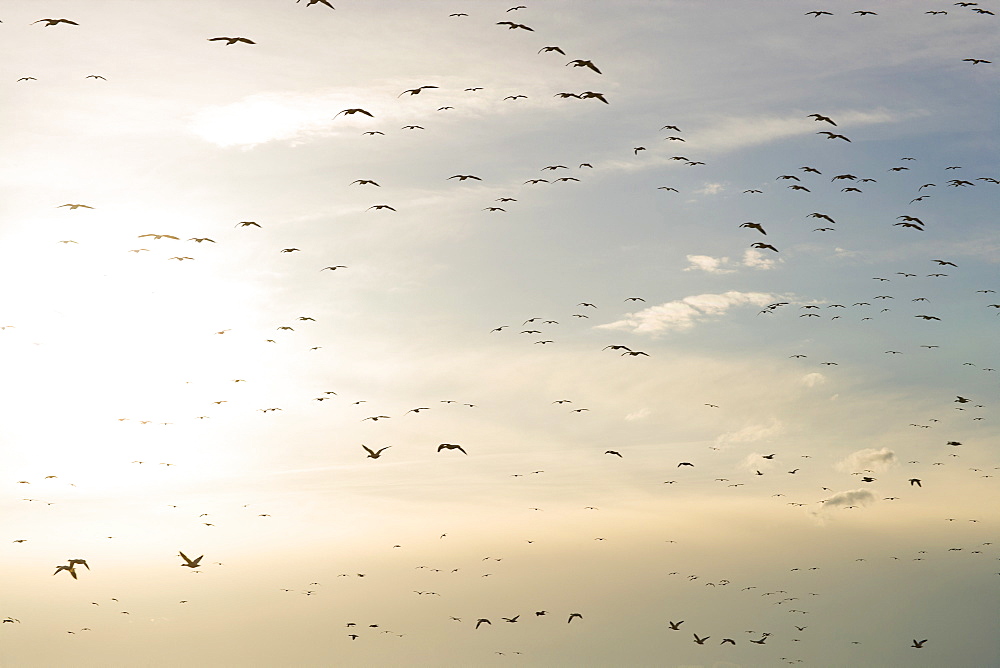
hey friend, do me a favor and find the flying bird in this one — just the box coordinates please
[179,552,204,568]
[208,37,255,45]
[437,443,468,454]
[567,59,602,73]
[33,18,79,26]
[362,445,391,459]
[336,108,374,118]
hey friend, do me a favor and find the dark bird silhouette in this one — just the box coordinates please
[179,552,203,568]
[336,108,374,118]
[567,59,602,73]
[33,18,79,26]
[496,21,533,30]
[912,639,928,648]
[539,46,566,54]
[362,445,391,459]
[399,86,438,97]
[208,37,255,45]
[438,443,468,454]
[693,634,710,644]
[818,131,851,141]
[808,113,836,125]
[568,613,583,623]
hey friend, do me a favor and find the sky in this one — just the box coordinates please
[1,1,997,666]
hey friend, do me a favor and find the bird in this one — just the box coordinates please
[668,621,684,630]
[53,564,78,579]
[58,203,94,210]
[138,234,179,240]
[539,46,566,54]
[33,18,80,26]
[568,613,583,623]
[909,479,922,487]
[567,59,602,73]
[808,113,836,125]
[912,639,928,648]
[362,445,391,459]
[475,619,491,629]
[740,222,766,234]
[336,108,374,118]
[693,634,710,644]
[399,85,438,97]
[817,131,851,141]
[298,0,335,7]
[179,552,204,568]
[208,37,255,45]
[805,11,833,17]
[605,450,623,457]
[496,21,533,30]
[437,443,467,454]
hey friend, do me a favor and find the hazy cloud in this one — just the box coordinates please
[835,448,898,473]
[742,248,779,270]
[801,372,826,387]
[683,255,734,274]
[715,419,784,449]
[817,488,876,510]
[597,291,777,336]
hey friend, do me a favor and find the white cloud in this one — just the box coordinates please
[816,488,876,511]
[715,419,784,449]
[801,372,826,387]
[835,448,898,473]
[190,92,352,147]
[683,255,734,274]
[694,182,725,195]
[694,108,915,154]
[596,291,778,336]
[625,407,651,421]
[742,248,779,270]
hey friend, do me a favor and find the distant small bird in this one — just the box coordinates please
[208,37,255,45]
[336,108,374,118]
[568,613,583,623]
[438,443,468,454]
[33,18,79,26]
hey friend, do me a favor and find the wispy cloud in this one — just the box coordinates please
[715,419,784,449]
[742,248,779,270]
[814,488,876,514]
[694,108,918,154]
[683,255,734,274]
[625,407,651,421]
[835,448,898,473]
[801,372,826,387]
[596,291,779,336]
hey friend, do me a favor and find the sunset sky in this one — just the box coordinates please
[1,1,997,666]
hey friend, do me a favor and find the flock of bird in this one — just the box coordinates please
[3,2,997,666]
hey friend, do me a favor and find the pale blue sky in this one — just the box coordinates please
[1,1,998,666]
